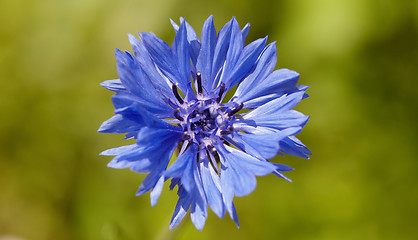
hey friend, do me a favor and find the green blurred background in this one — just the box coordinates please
[1,0,417,239]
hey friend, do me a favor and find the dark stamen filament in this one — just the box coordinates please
[182,133,191,140]
[207,145,217,155]
[173,108,184,121]
[171,83,184,105]
[196,71,203,94]
[207,150,220,175]
[228,103,244,116]
[216,83,226,103]
[220,126,233,135]
[220,130,230,135]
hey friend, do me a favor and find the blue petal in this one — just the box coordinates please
[165,144,197,192]
[179,17,201,65]
[273,171,293,182]
[273,163,294,172]
[112,101,181,131]
[218,18,243,89]
[141,32,186,91]
[241,91,309,130]
[170,188,192,230]
[225,160,255,197]
[172,21,193,96]
[166,144,210,229]
[169,18,179,31]
[112,102,146,125]
[232,127,302,159]
[111,96,144,122]
[98,114,141,134]
[235,93,276,110]
[190,162,208,231]
[150,175,165,207]
[107,158,135,169]
[112,150,153,171]
[244,110,309,131]
[111,91,137,109]
[232,120,275,135]
[116,49,173,109]
[100,79,126,92]
[111,54,172,117]
[196,15,217,92]
[190,198,207,231]
[279,136,312,159]
[103,145,145,170]
[236,68,302,109]
[136,143,177,196]
[109,129,180,173]
[198,151,225,218]
[234,42,277,101]
[101,104,182,178]
[211,19,233,89]
[271,163,294,182]
[169,178,180,191]
[219,157,235,218]
[136,166,164,196]
[241,23,250,45]
[220,145,277,177]
[179,17,200,43]
[115,49,156,99]
[217,144,276,215]
[170,18,201,65]
[228,37,267,89]
[136,125,182,145]
[100,144,138,156]
[128,34,172,98]
[230,203,240,228]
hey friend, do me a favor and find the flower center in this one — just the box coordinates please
[170,72,243,148]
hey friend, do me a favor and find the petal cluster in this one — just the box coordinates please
[99,16,311,230]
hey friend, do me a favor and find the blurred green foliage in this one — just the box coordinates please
[1,0,417,239]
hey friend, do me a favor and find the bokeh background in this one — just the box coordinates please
[1,0,417,239]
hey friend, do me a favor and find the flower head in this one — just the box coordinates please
[99,16,311,230]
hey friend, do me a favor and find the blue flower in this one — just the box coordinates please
[99,16,311,230]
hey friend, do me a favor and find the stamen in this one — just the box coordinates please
[207,149,220,173]
[228,103,244,116]
[220,130,230,135]
[220,126,234,135]
[216,83,226,103]
[171,83,184,105]
[207,145,217,155]
[173,108,184,121]
[182,133,192,141]
[196,71,203,94]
